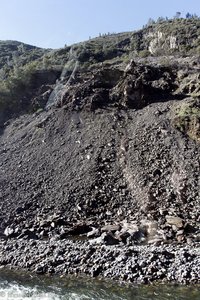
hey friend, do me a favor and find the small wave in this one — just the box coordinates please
[0,281,100,300]
[0,276,199,300]
[0,281,63,300]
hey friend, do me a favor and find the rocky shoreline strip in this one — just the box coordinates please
[0,237,199,284]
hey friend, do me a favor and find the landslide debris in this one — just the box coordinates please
[0,17,199,249]
[0,57,199,247]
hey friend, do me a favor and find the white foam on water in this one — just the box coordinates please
[0,281,62,300]
[68,294,92,300]
[0,281,97,300]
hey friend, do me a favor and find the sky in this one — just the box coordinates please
[0,0,199,49]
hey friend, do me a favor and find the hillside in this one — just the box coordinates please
[0,17,199,283]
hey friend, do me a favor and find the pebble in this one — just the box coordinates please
[0,237,199,284]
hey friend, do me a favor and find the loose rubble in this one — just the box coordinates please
[0,59,199,284]
[0,237,199,284]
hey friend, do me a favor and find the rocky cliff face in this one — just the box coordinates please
[0,18,199,247]
[131,17,200,56]
[0,58,199,245]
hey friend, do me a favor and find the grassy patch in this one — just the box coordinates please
[173,99,200,142]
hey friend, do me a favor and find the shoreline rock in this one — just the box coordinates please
[0,237,199,284]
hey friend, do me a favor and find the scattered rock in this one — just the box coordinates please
[4,227,14,237]
[166,216,184,229]
[87,227,100,238]
[101,224,121,233]
[140,220,158,236]
[0,237,199,284]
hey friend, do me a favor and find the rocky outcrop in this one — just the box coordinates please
[147,31,178,54]
[46,60,179,112]
[132,18,200,56]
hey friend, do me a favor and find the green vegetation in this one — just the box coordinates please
[0,61,40,112]
[0,16,199,119]
[0,42,61,117]
[174,99,200,142]
[0,41,47,70]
